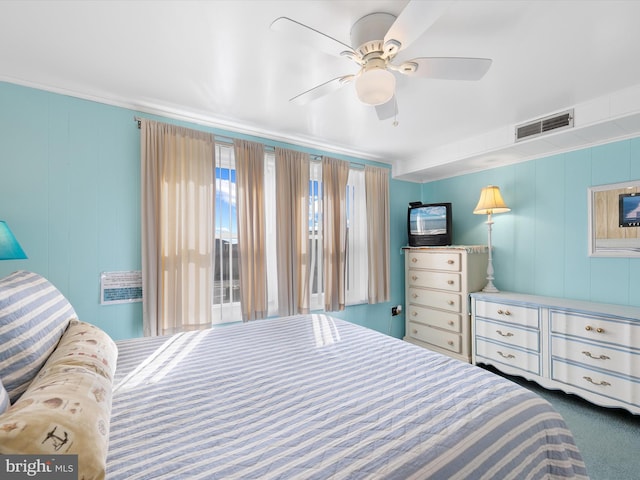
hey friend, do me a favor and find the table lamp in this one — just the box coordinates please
[0,221,28,260]
[473,186,510,292]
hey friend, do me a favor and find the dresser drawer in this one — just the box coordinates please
[551,358,639,407]
[407,304,461,332]
[408,321,461,354]
[407,270,460,292]
[407,251,461,272]
[551,336,640,378]
[475,318,540,352]
[475,338,540,375]
[550,310,640,350]
[408,287,461,312]
[474,300,539,329]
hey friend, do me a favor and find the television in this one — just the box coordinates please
[407,202,452,247]
[619,192,640,227]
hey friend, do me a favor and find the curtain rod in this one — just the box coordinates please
[133,116,368,169]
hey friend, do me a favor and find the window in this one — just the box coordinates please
[346,168,368,305]
[213,144,240,323]
[308,161,323,310]
[213,147,368,324]
[264,152,278,315]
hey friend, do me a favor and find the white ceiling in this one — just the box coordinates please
[2,0,640,182]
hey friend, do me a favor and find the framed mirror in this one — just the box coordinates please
[588,179,640,257]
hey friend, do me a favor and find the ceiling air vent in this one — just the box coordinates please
[515,109,574,142]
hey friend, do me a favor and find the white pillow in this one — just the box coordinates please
[0,378,9,414]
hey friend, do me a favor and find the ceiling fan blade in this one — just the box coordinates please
[375,96,398,121]
[401,57,492,80]
[384,0,453,52]
[271,17,356,59]
[290,75,354,105]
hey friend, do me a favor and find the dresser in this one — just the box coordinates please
[471,291,640,415]
[403,246,488,363]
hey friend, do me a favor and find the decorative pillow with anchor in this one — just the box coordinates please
[0,320,117,480]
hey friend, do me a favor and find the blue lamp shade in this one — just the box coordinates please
[0,221,28,260]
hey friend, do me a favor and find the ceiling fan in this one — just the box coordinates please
[271,0,492,121]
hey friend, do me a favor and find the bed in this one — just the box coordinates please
[0,271,589,479]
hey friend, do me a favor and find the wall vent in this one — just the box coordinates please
[515,109,574,142]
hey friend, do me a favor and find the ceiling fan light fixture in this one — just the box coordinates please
[355,67,395,106]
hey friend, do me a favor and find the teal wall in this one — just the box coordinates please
[422,139,640,307]
[0,83,143,340]
[0,81,420,340]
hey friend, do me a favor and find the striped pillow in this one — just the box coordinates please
[0,271,77,402]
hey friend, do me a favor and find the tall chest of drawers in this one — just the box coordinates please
[471,292,640,415]
[403,246,488,363]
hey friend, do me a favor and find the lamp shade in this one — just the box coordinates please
[0,221,28,260]
[355,67,395,106]
[473,185,511,215]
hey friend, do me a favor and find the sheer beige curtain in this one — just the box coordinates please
[275,147,310,316]
[322,156,349,311]
[365,165,390,303]
[234,139,267,321]
[141,119,215,336]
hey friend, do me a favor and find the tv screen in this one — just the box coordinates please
[407,202,452,246]
[619,193,640,227]
[410,206,448,235]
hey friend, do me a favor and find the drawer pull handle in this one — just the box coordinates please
[496,309,511,316]
[448,320,455,326]
[412,311,418,317]
[447,260,454,264]
[448,340,454,346]
[447,280,454,285]
[497,351,515,359]
[584,325,605,333]
[583,376,611,387]
[412,329,418,335]
[411,257,418,263]
[582,351,610,360]
[411,275,418,281]
[447,300,454,305]
[496,330,514,337]
[412,293,419,299]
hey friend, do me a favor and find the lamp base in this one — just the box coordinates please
[482,280,500,293]
[482,213,499,293]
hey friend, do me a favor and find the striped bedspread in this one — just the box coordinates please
[107,314,588,479]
